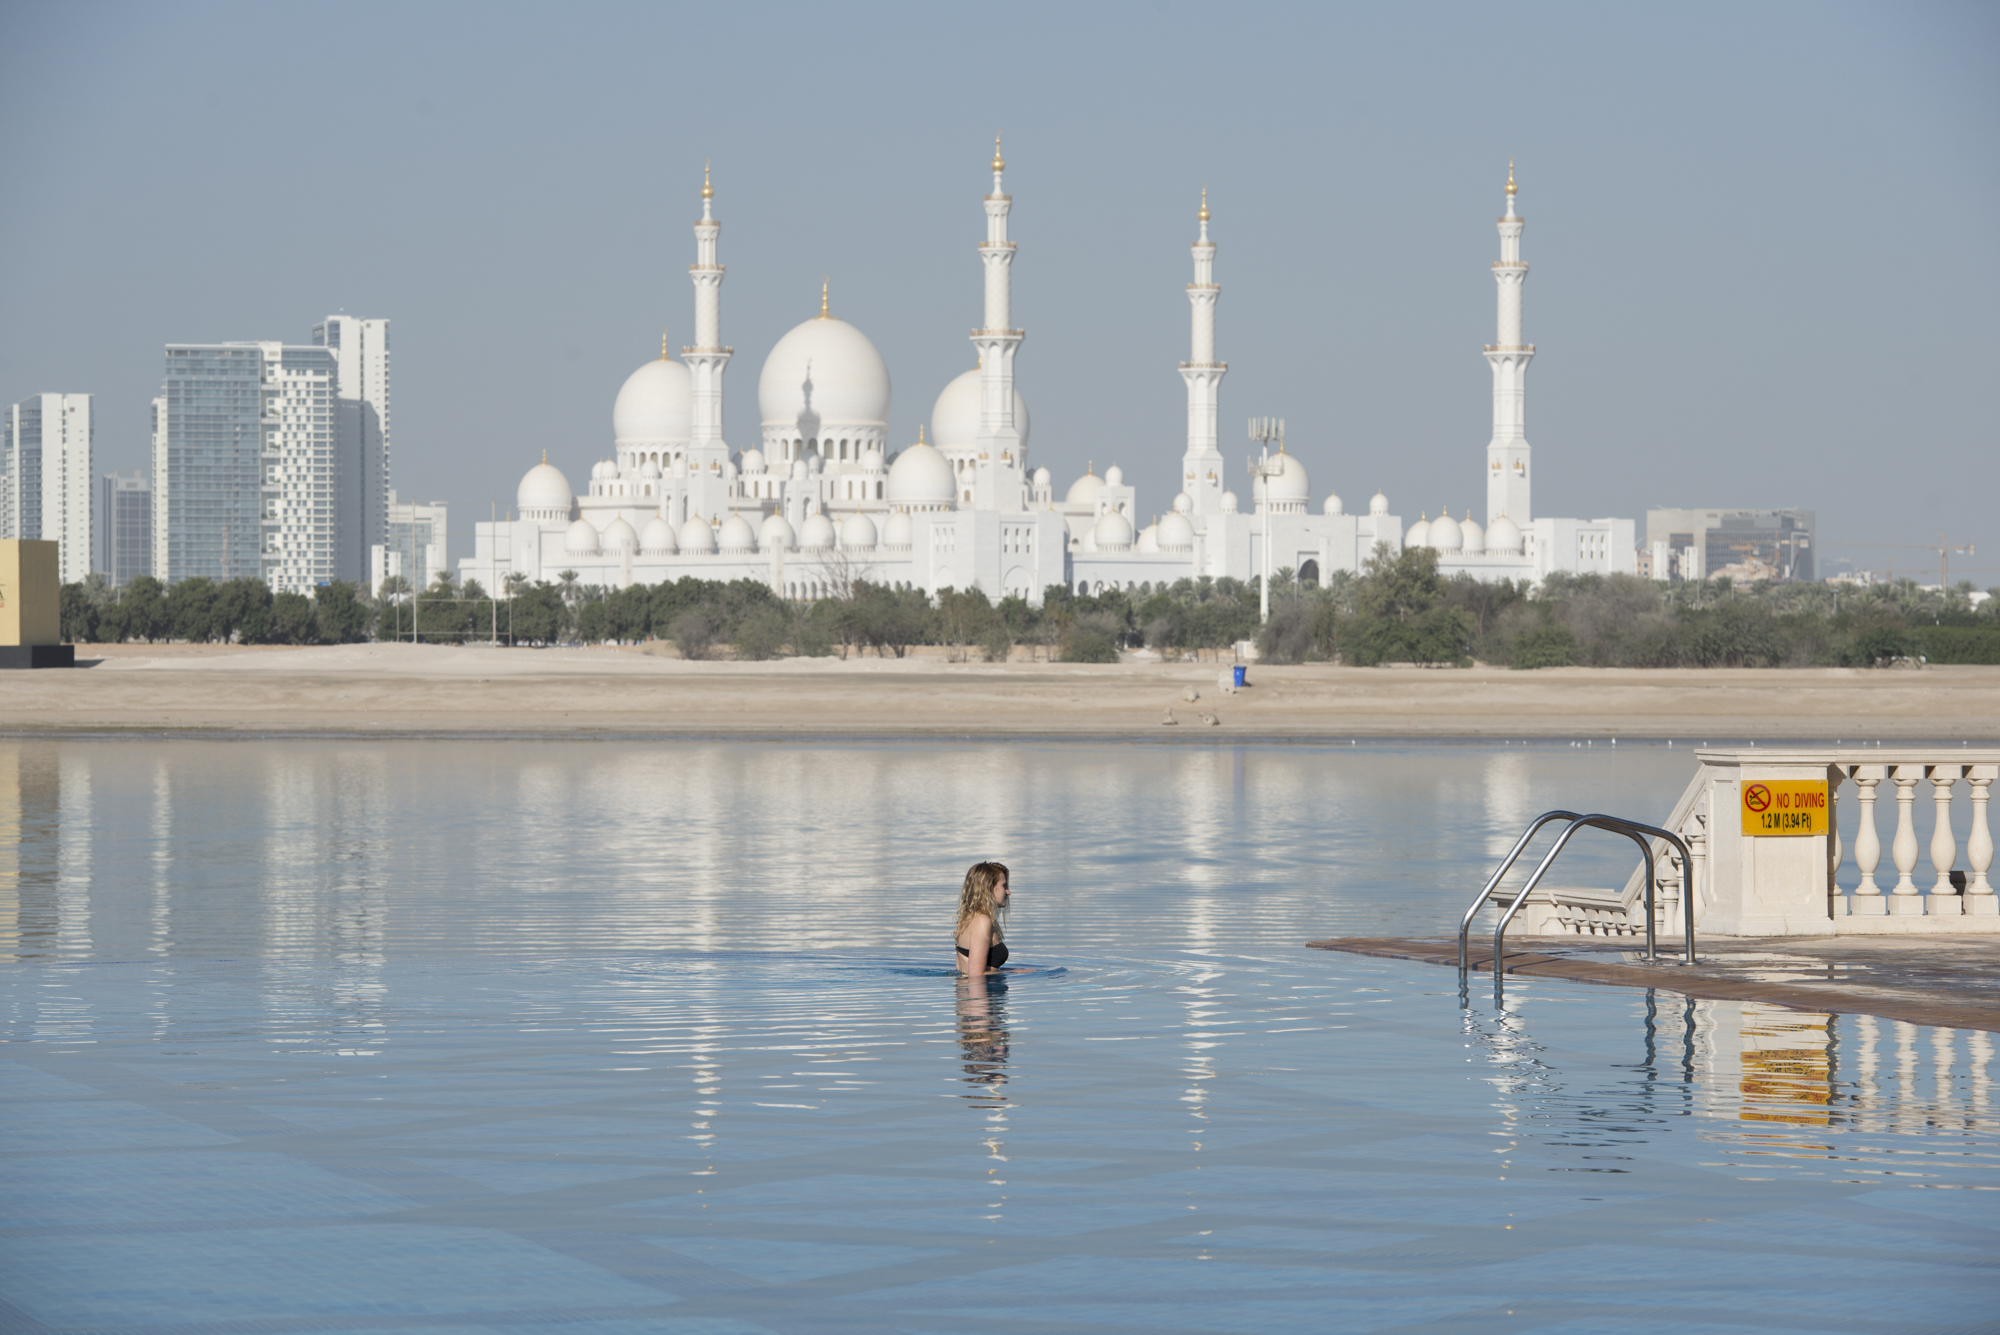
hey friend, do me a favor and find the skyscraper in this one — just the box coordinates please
[4,393,94,583]
[99,470,153,587]
[311,316,391,582]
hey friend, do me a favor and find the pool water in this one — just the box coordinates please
[3,739,1995,1333]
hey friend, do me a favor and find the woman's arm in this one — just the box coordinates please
[958,914,992,976]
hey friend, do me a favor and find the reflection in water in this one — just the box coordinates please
[957,977,1012,1225]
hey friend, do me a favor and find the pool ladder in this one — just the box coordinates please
[1458,811,1699,978]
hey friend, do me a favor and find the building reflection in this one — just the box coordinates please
[0,742,63,963]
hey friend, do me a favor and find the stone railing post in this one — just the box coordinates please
[1850,765,1886,915]
[1889,765,1924,915]
[1967,765,1996,914]
[1929,765,1963,916]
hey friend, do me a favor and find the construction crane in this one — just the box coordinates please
[1825,534,1975,588]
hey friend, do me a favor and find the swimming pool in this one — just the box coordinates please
[3,739,1995,1332]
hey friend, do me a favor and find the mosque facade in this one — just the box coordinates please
[459,153,1628,607]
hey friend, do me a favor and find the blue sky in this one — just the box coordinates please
[3,1,1995,579]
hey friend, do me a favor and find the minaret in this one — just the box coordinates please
[971,134,1026,512]
[1485,161,1532,526]
[1179,188,1226,516]
[685,163,732,470]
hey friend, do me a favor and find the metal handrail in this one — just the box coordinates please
[1462,812,1699,977]
[1457,810,1581,972]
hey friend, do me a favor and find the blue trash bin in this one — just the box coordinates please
[1232,665,1247,688]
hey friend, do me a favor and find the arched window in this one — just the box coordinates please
[1298,559,1320,587]
[875,482,883,499]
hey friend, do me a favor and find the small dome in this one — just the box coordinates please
[840,512,878,551]
[883,509,914,548]
[602,516,640,551]
[612,356,693,447]
[718,513,758,553]
[1487,512,1524,554]
[1406,514,1431,548]
[591,459,617,483]
[1369,491,1389,516]
[1172,491,1192,514]
[518,461,574,515]
[1103,463,1124,486]
[639,458,662,480]
[760,511,796,549]
[679,515,718,553]
[886,439,955,505]
[1092,509,1134,552]
[799,512,836,550]
[1034,466,1052,487]
[1221,490,1240,514]
[1251,450,1310,505]
[1158,511,1196,552]
[860,445,885,473]
[791,458,809,480]
[1135,521,1160,553]
[670,455,689,478]
[739,447,766,473]
[1460,514,1485,555]
[1428,510,1463,553]
[640,517,677,553]
[564,518,601,554]
[1323,492,1344,516]
[1066,469,1104,506]
[930,366,1031,454]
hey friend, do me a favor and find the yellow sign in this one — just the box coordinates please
[1741,779,1829,836]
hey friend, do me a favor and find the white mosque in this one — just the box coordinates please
[459,150,1630,606]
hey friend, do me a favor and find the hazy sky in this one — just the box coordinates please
[3,1,1995,579]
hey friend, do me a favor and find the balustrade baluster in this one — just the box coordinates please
[1889,766,1925,914]
[1850,766,1885,914]
[1928,766,1964,915]
[1966,765,1996,914]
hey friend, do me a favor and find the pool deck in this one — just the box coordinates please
[1310,933,2000,1032]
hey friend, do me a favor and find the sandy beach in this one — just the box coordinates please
[0,642,1992,739]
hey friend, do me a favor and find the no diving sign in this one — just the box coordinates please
[1740,780,1828,836]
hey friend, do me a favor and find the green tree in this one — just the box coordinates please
[315,581,371,643]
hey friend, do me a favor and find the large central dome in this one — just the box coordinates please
[930,367,1029,454]
[758,313,890,462]
[613,356,693,447]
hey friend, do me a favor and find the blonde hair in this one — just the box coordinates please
[955,861,1010,938]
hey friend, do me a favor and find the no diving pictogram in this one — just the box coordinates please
[1744,783,1773,812]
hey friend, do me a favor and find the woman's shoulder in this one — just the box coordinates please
[957,911,994,939]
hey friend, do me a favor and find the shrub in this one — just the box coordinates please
[670,607,722,660]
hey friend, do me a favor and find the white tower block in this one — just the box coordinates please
[1485,161,1533,526]
[1179,189,1227,517]
[971,135,1027,513]
[685,164,732,468]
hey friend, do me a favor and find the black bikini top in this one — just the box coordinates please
[957,938,1010,968]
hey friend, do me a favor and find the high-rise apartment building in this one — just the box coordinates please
[155,343,343,592]
[3,394,94,583]
[311,316,390,582]
[99,470,153,586]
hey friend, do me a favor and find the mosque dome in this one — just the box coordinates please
[718,513,758,554]
[1460,514,1485,555]
[759,512,796,550]
[1158,511,1196,552]
[679,515,718,553]
[591,459,617,484]
[639,458,663,481]
[1486,512,1524,555]
[518,461,574,518]
[739,447,766,474]
[1406,514,1432,548]
[564,518,601,554]
[886,437,955,505]
[1251,450,1311,507]
[613,355,694,446]
[1066,468,1104,506]
[1428,510,1463,553]
[1369,491,1389,516]
[860,445,885,473]
[840,512,878,551]
[1092,510,1134,552]
[1323,492,1344,516]
[882,509,914,550]
[1172,492,1192,514]
[1135,520,1160,553]
[931,367,1030,454]
[1104,463,1124,486]
[799,512,836,550]
[601,516,640,551]
[1221,490,1240,514]
[640,517,677,554]
[757,312,891,441]
[1033,466,1052,488]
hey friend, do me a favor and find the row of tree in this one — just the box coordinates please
[61,575,372,646]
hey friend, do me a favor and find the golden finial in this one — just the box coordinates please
[701,160,712,200]
[1087,459,1095,476]
[1198,186,1209,223]
[819,278,829,318]
[541,449,547,465]
[991,132,1004,173]
[1505,158,1517,195]
[660,329,670,360]
[918,424,926,445]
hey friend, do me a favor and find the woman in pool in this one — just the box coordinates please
[954,861,1011,977]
